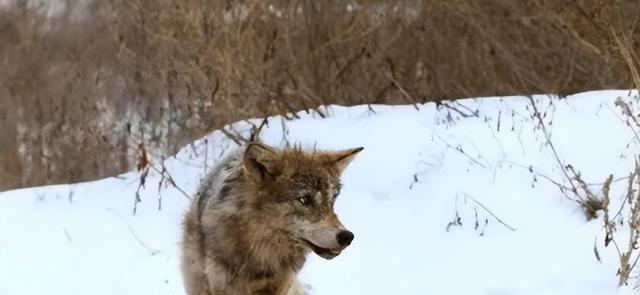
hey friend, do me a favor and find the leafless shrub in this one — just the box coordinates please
[527,93,640,286]
[596,97,640,287]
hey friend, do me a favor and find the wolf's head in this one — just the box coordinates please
[242,142,362,260]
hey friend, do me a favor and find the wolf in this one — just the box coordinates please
[180,142,363,295]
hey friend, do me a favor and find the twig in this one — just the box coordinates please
[133,167,149,215]
[220,127,248,145]
[150,164,192,201]
[454,101,480,117]
[615,98,640,144]
[382,56,420,110]
[204,138,208,175]
[437,101,478,118]
[63,228,72,243]
[459,193,516,232]
[494,160,573,192]
[432,131,487,168]
[108,208,160,256]
[527,96,580,201]
[157,165,166,210]
[249,117,269,142]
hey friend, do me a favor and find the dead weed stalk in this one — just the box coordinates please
[527,93,640,286]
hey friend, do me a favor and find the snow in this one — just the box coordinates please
[1,90,639,295]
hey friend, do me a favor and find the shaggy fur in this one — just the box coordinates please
[181,142,362,295]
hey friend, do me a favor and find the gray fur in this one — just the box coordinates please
[180,143,362,295]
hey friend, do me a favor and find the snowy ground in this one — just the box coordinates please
[1,90,640,295]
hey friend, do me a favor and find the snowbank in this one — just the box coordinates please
[1,90,638,295]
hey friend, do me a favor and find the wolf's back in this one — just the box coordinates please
[180,149,245,295]
[193,149,244,210]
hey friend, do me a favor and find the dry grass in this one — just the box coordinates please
[535,96,640,288]
[1,0,640,190]
[602,97,640,287]
[597,154,640,287]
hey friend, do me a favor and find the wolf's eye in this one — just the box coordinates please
[333,188,341,199]
[297,195,312,206]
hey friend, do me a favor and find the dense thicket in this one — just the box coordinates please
[1,0,638,190]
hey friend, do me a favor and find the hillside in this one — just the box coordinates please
[1,90,639,295]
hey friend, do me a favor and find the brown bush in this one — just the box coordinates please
[0,0,638,191]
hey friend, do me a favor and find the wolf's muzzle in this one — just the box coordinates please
[336,230,354,247]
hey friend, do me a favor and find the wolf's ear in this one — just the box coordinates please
[244,143,279,180]
[324,147,364,174]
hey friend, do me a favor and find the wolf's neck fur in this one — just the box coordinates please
[198,151,309,286]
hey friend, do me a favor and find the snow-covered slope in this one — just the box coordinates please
[1,90,639,295]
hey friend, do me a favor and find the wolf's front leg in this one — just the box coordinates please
[286,279,307,295]
[204,261,234,295]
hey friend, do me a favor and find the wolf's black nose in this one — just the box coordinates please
[336,230,354,247]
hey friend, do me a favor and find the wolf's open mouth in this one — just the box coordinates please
[302,239,342,260]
